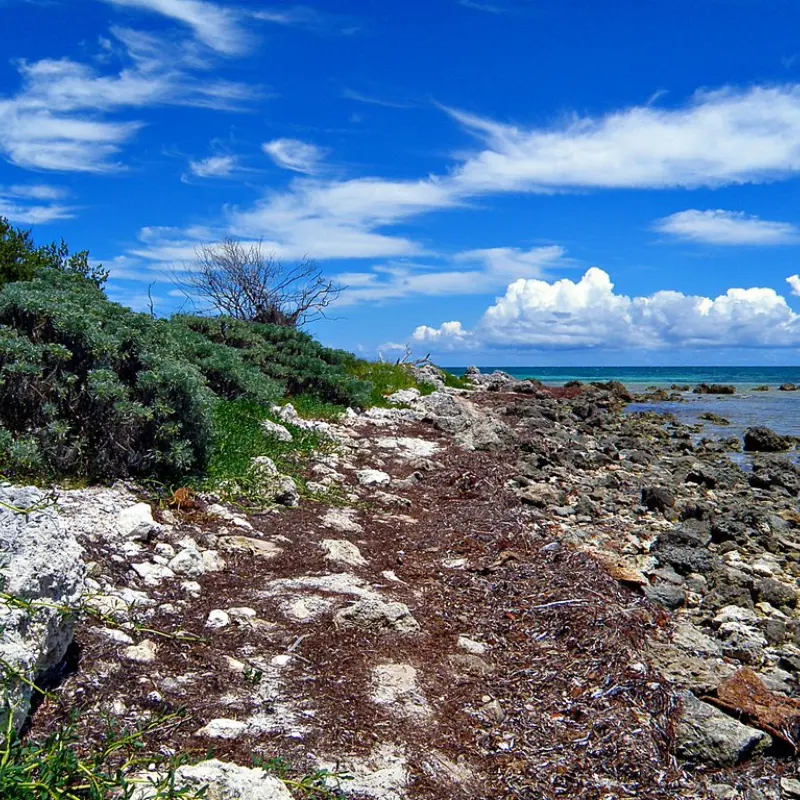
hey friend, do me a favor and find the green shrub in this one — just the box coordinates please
[0,217,107,288]
[0,274,214,482]
[173,316,370,408]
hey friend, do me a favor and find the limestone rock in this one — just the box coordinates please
[357,469,392,487]
[0,486,86,736]
[674,692,771,766]
[132,759,292,800]
[262,419,293,442]
[321,539,368,567]
[122,639,158,664]
[195,719,248,739]
[117,502,160,541]
[371,663,430,719]
[335,598,420,633]
[218,536,283,560]
[168,547,205,578]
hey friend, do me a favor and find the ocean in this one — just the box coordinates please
[446,366,800,440]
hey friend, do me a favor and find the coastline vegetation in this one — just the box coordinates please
[0,218,464,488]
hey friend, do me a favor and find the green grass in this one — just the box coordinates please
[0,710,202,800]
[203,399,332,504]
[254,756,349,799]
[441,370,472,390]
[288,394,346,421]
[345,361,436,406]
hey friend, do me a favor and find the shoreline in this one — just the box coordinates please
[5,374,800,798]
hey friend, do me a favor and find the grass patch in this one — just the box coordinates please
[345,362,435,406]
[203,399,332,504]
[289,394,346,422]
[441,370,472,390]
[0,710,200,799]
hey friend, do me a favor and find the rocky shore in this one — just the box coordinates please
[4,371,800,798]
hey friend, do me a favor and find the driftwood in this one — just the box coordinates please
[703,668,800,750]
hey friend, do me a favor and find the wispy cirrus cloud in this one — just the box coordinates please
[336,245,568,305]
[183,154,237,180]
[448,85,800,192]
[413,268,800,351]
[121,82,800,289]
[99,0,252,55]
[263,139,327,175]
[0,184,75,224]
[0,27,254,172]
[654,209,800,245]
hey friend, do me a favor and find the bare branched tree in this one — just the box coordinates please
[176,238,343,327]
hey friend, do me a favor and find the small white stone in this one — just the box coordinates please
[194,718,248,740]
[122,639,158,664]
[95,626,134,646]
[356,469,392,487]
[458,635,488,655]
[228,607,257,622]
[154,543,176,559]
[130,562,175,586]
[205,610,230,630]
[321,539,368,567]
[181,581,202,597]
[168,548,205,578]
[271,654,291,667]
[202,550,226,572]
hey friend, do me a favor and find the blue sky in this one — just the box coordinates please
[3,0,800,365]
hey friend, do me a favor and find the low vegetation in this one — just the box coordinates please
[0,219,463,487]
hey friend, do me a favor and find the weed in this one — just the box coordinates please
[345,361,435,406]
[288,394,346,422]
[255,756,351,800]
[0,705,203,799]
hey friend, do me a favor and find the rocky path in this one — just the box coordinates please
[7,381,800,798]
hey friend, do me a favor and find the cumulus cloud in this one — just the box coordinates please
[263,139,327,175]
[0,28,253,172]
[655,209,800,245]
[413,268,800,351]
[787,275,800,296]
[0,184,75,224]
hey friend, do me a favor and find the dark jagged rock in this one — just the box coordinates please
[779,383,798,391]
[693,383,736,395]
[743,426,793,453]
[642,486,676,512]
[699,412,731,426]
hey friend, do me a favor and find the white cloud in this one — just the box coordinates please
[119,82,800,277]
[263,139,327,174]
[448,85,800,192]
[655,209,800,245]
[185,154,237,179]
[787,275,800,296]
[0,28,253,172]
[336,245,567,305]
[225,176,457,260]
[0,184,75,224]
[413,268,800,350]
[100,0,250,55]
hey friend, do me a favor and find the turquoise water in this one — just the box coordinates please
[445,366,800,389]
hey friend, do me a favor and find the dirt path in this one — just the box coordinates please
[28,392,712,798]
